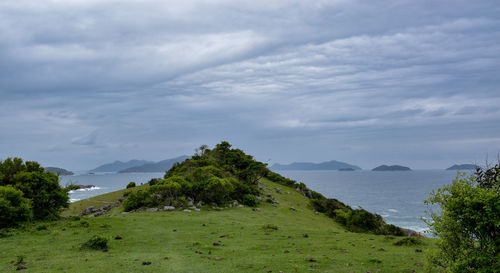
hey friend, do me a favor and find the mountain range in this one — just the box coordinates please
[271,160,361,171]
[118,156,190,173]
[89,160,154,172]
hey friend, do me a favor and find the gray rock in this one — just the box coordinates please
[82,206,96,215]
[163,206,175,211]
[146,208,158,212]
[238,204,244,208]
[187,200,194,206]
[315,211,319,215]
[232,200,239,206]
[275,188,282,194]
[189,206,197,210]
[256,196,263,201]
[290,207,297,211]
[183,209,192,212]
[196,201,202,208]
[120,212,129,215]
[94,210,106,217]
[194,208,200,211]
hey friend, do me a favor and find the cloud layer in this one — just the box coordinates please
[1,0,499,170]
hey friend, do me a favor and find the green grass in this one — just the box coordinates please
[0,180,435,272]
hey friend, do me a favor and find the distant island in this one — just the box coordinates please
[372,165,411,171]
[90,160,154,172]
[118,156,190,173]
[271,160,361,171]
[338,168,356,171]
[446,164,478,170]
[45,167,74,176]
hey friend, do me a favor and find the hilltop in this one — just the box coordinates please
[271,160,361,171]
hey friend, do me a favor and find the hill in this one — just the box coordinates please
[1,143,433,272]
[118,156,189,173]
[90,160,153,172]
[45,167,74,176]
[372,165,411,171]
[446,164,478,170]
[271,160,361,171]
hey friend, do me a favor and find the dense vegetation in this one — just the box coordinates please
[0,158,69,227]
[426,164,500,272]
[122,142,403,236]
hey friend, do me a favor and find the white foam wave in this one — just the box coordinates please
[68,186,101,193]
[388,209,399,213]
[70,198,81,203]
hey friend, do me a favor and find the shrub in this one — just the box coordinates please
[65,184,81,191]
[346,209,384,233]
[242,194,258,207]
[122,189,159,211]
[393,236,422,246]
[81,235,108,250]
[262,224,278,230]
[0,186,32,229]
[425,166,500,272]
[382,224,405,236]
[126,182,136,189]
[0,158,69,220]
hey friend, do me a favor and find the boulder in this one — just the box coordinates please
[183,209,192,212]
[146,208,158,212]
[163,206,175,211]
[290,207,297,211]
[82,206,96,215]
[275,188,282,194]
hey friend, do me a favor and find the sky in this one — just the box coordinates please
[0,0,499,171]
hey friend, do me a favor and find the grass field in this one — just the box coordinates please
[0,180,434,272]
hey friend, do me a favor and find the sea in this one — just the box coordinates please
[60,170,469,234]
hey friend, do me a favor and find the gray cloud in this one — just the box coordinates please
[0,0,499,170]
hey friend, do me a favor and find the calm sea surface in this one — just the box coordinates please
[276,170,469,233]
[60,170,467,233]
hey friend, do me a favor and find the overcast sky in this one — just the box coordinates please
[1,0,499,170]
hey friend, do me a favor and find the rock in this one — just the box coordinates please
[232,200,239,206]
[305,257,316,262]
[215,257,223,261]
[252,208,261,212]
[272,203,277,207]
[120,212,129,215]
[284,250,289,253]
[146,208,158,212]
[102,205,112,211]
[238,204,244,208]
[402,228,426,237]
[196,201,202,208]
[82,206,96,215]
[187,199,194,206]
[275,188,282,194]
[114,236,122,240]
[183,209,192,212]
[189,206,197,210]
[414,262,424,266]
[415,249,423,253]
[194,208,200,211]
[290,207,297,211]
[314,211,319,215]
[142,262,151,265]
[340,249,348,253]
[377,248,385,251]
[303,234,309,238]
[163,206,175,211]
[256,196,263,201]
[94,211,106,217]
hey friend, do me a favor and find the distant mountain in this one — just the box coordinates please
[90,160,154,172]
[338,168,355,171]
[271,160,361,171]
[446,164,478,170]
[45,167,74,176]
[372,165,411,171]
[119,156,190,173]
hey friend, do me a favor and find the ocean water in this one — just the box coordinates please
[276,170,469,233]
[59,172,164,202]
[60,170,467,233]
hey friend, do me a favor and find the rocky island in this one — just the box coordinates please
[372,165,411,171]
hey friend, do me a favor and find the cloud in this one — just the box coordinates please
[0,0,499,169]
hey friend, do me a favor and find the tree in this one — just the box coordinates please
[0,186,32,228]
[425,164,500,273]
[0,158,69,221]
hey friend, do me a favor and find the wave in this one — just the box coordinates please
[69,198,81,203]
[387,208,399,213]
[68,186,101,193]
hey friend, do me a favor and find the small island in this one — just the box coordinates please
[372,165,411,171]
[338,168,356,171]
[45,167,74,176]
[446,164,478,170]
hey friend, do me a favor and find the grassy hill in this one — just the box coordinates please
[0,178,434,272]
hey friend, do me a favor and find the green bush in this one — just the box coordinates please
[393,236,422,246]
[0,186,32,229]
[242,194,258,207]
[0,158,69,220]
[346,209,384,233]
[382,224,405,236]
[425,167,500,272]
[126,182,136,189]
[122,190,157,211]
[81,235,108,250]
